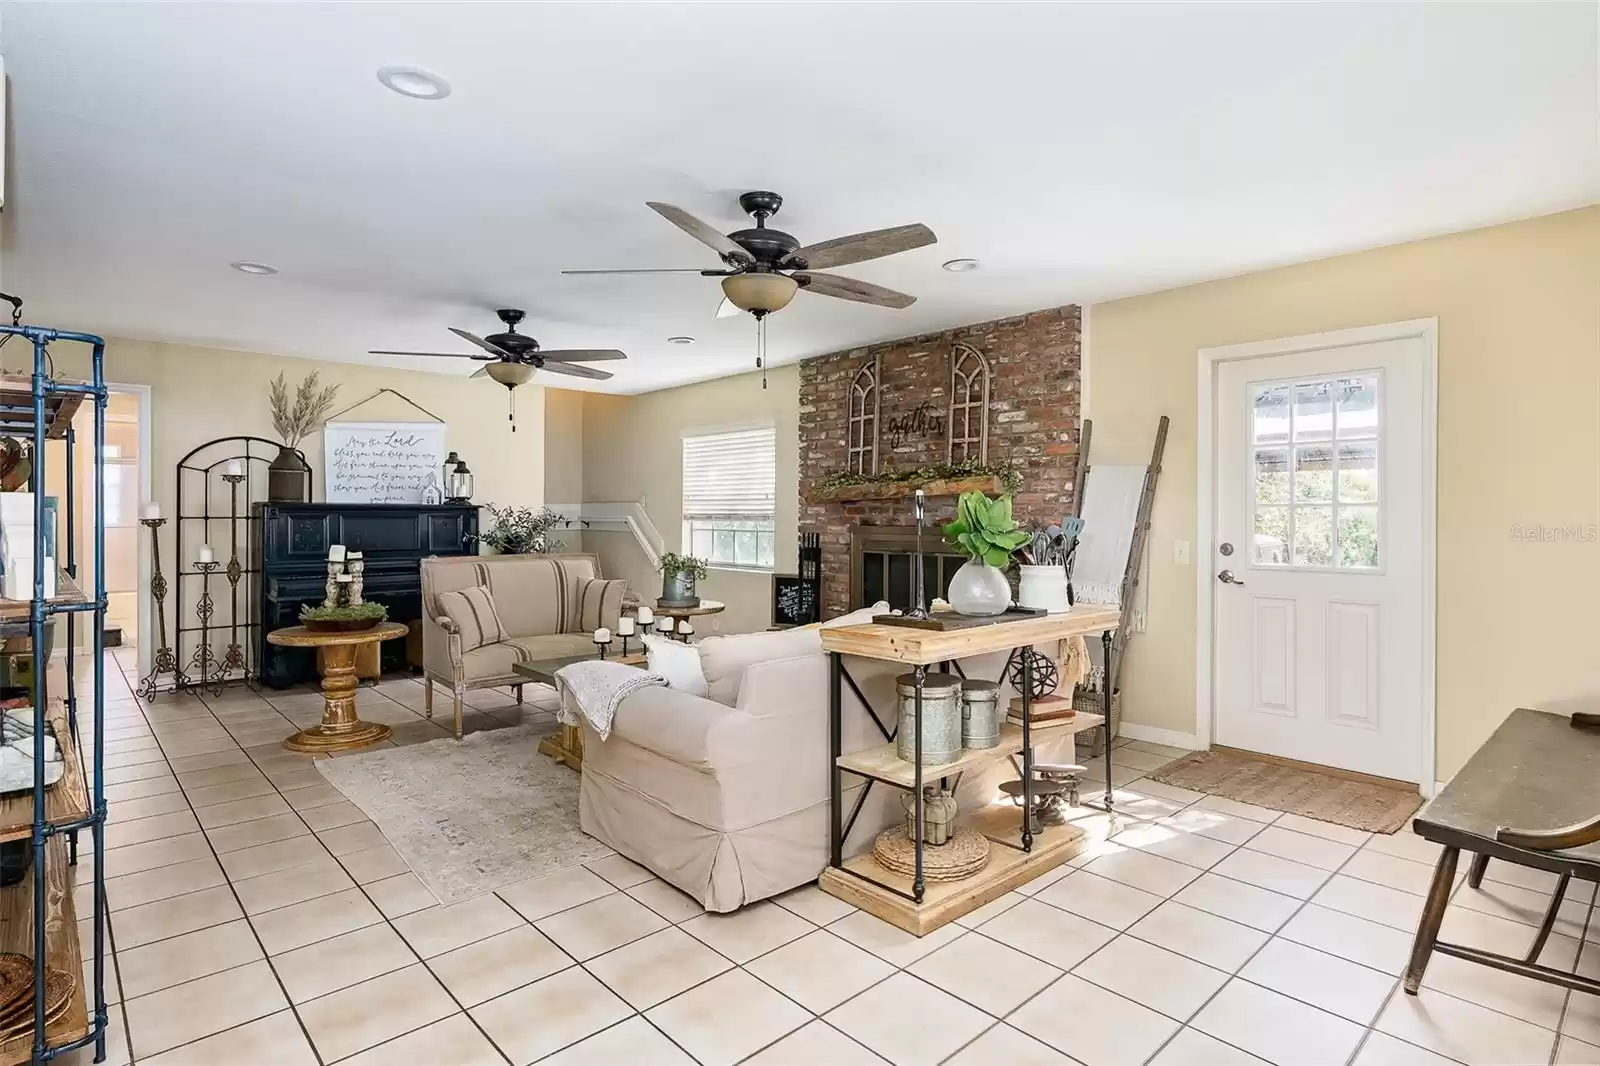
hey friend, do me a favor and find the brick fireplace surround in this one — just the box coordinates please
[799,304,1082,618]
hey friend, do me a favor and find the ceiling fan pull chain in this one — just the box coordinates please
[756,313,767,390]
[509,386,517,432]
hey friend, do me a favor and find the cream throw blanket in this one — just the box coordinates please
[554,660,666,742]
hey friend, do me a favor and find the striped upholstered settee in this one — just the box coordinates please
[418,553,627,738]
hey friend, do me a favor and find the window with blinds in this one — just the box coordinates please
[682,427,776,570]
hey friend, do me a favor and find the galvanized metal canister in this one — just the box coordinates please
[895,672,963,765]
[961,679,1002,749]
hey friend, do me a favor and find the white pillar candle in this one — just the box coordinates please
[224,459,244,478]
[142,502,161,521]
[197,544,215,564]
[616,617,635,636]
[636,605,653,625]
[328,544,347,562]
[593,627,611,643]
[679,622,695,636]
[347,551,362,561]
[656,617,673,632]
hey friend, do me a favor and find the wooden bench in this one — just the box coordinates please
[1406,708,1600,995]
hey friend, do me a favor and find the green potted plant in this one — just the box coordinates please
[299,602,388,633]
[658,552,709,608]
[941,491,1030,616]
[474,504,562,555]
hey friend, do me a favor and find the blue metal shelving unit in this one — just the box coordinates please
[0,325,108,1064]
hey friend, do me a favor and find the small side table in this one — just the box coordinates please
[267,622,409,753]
[514,651,647,771]
[648,599,725,641]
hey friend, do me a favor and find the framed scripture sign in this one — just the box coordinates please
[323,421,447,504]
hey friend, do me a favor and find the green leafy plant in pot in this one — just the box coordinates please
[941,491,1030,616]
[658,552,709,608]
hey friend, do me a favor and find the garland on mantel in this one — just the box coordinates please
[814,458,1023,496]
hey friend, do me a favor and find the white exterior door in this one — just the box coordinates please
[1211,329,1430,783]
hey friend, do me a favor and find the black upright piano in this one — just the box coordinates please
[253,502,479,688]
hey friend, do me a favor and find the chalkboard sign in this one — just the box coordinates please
[323,421,447,505]
[771,574,820,627]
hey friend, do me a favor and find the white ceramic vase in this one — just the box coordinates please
[947,559,1011,616]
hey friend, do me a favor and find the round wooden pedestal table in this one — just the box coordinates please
[648,599,725,642]
[267,622,409,753]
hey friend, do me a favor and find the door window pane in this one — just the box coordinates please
[1337,508,1380,568]
[1294,445,1334,503]
[1337,442,1379,503]
[1252,386,1290,445]
[1292,507,1334,567]
[1254,507,1289,565]
[1336,375,1380,438]
[1293,381,1334,441]
[1255,449,1290,504]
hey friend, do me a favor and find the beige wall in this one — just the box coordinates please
[38,336,549,667]
[1089,205,1600,778]
[542,387,585,554]
[582,365,799,635]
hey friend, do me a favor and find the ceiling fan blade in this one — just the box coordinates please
[448,328,515,359]
[367,350,495,360]
[562,268,717,275]
[537,361,613,381]
[715,297,741,319]
[796,271,917,309]
[536,349,628,362]
[471,366,491,378]
[646,201,751,263]
[787,223,937,271]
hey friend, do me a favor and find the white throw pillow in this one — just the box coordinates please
[643,634,708,698]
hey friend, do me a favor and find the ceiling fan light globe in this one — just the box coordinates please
[486,362,535,387]
[721,273,798,313]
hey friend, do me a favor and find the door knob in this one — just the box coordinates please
[1217,569,1245,585]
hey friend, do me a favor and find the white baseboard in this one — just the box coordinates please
[1117,722,1203,750]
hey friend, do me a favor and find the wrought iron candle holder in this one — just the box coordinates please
[221,472,248,678]
[186,560,223,695]
[908,488,931,620]
[136,517,192,698]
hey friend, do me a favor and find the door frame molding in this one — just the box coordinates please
[1195,319,1438,793]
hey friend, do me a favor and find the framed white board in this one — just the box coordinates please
[323,421,447,504]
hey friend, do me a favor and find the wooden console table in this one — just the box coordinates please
[818,606,1121,935]
[268,622,409,753]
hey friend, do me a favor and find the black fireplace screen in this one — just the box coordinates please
[850,526,966,612]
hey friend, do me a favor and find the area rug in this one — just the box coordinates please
[315,725,612,904]
[1146,748,1424,833]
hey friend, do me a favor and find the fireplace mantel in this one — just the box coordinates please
[804,474,1004,505]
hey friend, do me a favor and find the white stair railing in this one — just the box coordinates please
[546,501,663,569]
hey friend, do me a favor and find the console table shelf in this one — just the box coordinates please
[819,607,1122,936]
[838,713,1104,789]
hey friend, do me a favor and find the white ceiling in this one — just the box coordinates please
[2,2,1596,394]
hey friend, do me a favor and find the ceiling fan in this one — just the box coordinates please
[563,192,935,381]
[369,308,626,431]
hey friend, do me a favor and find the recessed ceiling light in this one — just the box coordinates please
[667,336,696,345]
[941,258,981,273]
[377,66,451,100]
[230,261,278,276]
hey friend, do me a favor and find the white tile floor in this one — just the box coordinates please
[61,647,1600,1065]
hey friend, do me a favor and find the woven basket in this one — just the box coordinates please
[1073,687,1121,759]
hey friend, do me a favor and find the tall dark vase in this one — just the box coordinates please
[267,444,309,502]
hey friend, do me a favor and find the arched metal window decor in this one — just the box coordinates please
[847,354,881,474]
[947,342,991,463]
[172,436,300,693]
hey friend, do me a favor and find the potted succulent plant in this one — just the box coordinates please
[658,552,709,608]
[941,491,1030,616]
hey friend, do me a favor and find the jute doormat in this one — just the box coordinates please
[1147,749,1424,834]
